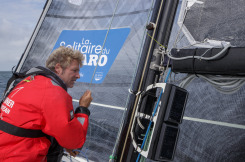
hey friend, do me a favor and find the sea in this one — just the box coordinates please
[0,71,12,100]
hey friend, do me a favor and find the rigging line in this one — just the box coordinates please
[119,1,166,161]
[72,99,125,110]
[164,68,171,83]
[174,33,186,45]
[89,0,120,87]
[172,2,189,49]
[162,57,171,82]
[147,33,166,48]
[183,116,245,130]
[178,74,245,94]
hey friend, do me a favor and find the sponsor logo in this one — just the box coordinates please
[1,97,15,115]
[94,72,103,81]
[52,28,130,84]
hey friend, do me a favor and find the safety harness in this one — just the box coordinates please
[0,66,67,138]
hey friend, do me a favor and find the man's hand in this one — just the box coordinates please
[65,148,80,157]
[79,90,93,107]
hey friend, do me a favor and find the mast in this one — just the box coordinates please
[114,0,179,161]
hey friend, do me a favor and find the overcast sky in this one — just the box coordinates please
[0,0,46,71]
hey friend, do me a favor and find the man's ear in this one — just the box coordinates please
[54,63,62,75]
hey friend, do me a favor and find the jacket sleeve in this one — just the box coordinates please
[41,84,89,149]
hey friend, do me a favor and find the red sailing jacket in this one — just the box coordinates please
[0,75,89,162]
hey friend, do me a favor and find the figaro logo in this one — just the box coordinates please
[52,28,130,84]
[1,97,15,115]
[0,87,24,116]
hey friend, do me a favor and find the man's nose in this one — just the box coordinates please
[76,72,80,79]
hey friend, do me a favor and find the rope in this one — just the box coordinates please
[179,74,245,94]
[147,33,166,48]
[172,2,189,49]
[89,0,121,87]
[86,0,121,160]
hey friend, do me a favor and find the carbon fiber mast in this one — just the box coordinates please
[113,0,180,161]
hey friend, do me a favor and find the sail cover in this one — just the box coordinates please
[16,0,155,161]
[166,0,245,161]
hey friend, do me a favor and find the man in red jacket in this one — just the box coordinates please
[0,46,92,161]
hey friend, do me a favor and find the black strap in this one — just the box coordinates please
[46,136,64,162]
[0,120,45,138]
[75,106,90,116]
[192,49,199,77]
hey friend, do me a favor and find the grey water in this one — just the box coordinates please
[0,71,12,100]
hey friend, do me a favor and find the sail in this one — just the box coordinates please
[167,0,245,161]
[15,0,156,161]
[13,0,245,161]
[114,0,245,161]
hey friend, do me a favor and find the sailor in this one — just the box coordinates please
[0,46,93,161]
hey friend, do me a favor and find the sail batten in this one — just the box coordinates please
[46,9,151,19]
[72,99,125,111]
[183,117,245,130]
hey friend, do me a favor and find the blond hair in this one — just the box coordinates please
[46,46,84,72]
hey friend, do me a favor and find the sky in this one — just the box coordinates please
[0,0,46,71]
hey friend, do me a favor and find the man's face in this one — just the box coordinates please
[56,60,80,88]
